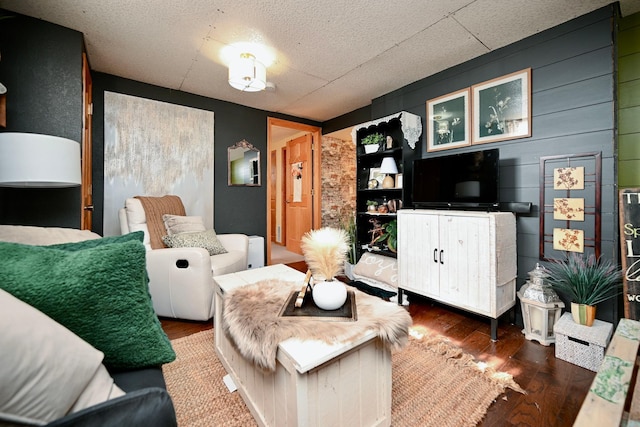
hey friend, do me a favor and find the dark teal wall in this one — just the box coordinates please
[325,4,620,323]
[90,73,319,237]
[0,12,84,227]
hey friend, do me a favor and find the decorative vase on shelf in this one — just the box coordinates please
[312,279,348,310]
[571,302,596,326]
[364,144,379,154]
[386,136,394,150]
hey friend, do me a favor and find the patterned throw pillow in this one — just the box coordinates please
[162,214,206,235]
[162,229,228,256]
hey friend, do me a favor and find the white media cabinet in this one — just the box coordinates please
[397,209,517,340]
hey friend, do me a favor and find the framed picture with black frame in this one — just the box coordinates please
[472,68,532,145]
[426,88,470,152]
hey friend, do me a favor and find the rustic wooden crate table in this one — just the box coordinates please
[213,264,392,427]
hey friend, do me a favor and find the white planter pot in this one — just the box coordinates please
[363,144,379,154]
[312,280,348,310]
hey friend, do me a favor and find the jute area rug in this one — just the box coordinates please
[163,328,523,427]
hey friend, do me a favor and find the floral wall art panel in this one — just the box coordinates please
[426,88,470,152]
[539,153,601,260]
[554,166,585,190]
[553,228,585,253]
[472,68,531,145]
[553,198,585,221]
[103,91,214,237]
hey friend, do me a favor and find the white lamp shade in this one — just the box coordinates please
[379,157,398,174]
[0,133,81,187]
[228,53,267,92]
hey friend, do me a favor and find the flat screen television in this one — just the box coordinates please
[412,148,500,210]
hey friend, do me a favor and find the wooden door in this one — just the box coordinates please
[80,53,93,230]
[285,134,313,254]
[270,150,277,242]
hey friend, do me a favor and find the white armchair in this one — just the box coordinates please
[119,196,249,321]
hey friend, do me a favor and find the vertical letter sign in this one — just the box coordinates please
[620,189,640,319]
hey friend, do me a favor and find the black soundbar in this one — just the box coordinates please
[498,202,532,214]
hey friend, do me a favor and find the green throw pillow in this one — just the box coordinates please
[0,239,175,369]
[46,231,145,251]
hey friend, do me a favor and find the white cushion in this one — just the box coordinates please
[210,250,247,276]
[69,365,125,413]
[162,214,206,235]
[124,198,147,227]
[0,289,124,425]
[124,198,152,248]
[0,225,100,245]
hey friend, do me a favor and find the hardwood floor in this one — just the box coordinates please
[160,260,594,427]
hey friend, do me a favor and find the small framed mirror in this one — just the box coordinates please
[228,139,261,186]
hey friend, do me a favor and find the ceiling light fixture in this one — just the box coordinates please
[228,52,266,92]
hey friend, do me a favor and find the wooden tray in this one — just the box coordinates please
[279,289,357,321]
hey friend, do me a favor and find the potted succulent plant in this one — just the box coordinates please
[361,133,384,154]
[545,253,623,326]
[366,200,378,212]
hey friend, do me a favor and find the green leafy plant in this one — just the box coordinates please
[545,253,623,306]
[340,211,357,265]
[374,219,397,253]
[361,133,384,146]
[366,200,378,207]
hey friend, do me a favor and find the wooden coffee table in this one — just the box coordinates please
[213,264,392,427]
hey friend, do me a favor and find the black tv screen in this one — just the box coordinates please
[412,148,500,209]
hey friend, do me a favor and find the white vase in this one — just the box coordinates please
[364,144,379,154]
[312,279,348,310]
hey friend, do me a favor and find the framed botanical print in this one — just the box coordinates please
[426,88,470,152]
[472,68,532,145]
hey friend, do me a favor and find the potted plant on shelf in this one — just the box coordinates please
[372,219,398,253]
[366,200,378,212]
[545,253,623,326]
[361,133,384,154]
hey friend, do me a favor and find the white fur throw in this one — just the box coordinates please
[222,279,412,371]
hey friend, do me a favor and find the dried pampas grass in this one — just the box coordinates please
[301,227,349,281]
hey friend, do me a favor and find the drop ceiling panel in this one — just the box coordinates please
[1,0,639,122]
[453,0,626,50]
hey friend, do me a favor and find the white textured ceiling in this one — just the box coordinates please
[1,0,639,123]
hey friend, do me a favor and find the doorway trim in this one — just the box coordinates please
[266,117,322,265]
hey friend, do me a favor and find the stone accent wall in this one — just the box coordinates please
[321,136,356,228]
